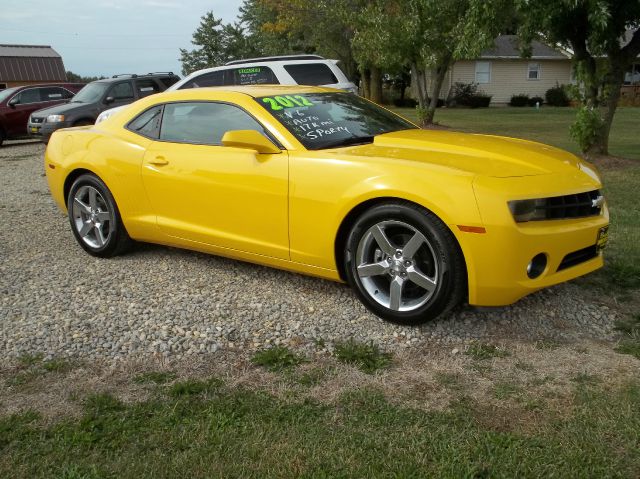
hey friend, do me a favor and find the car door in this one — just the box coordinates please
[5,88,42,136]
[140,101,289,259]
[102,81,135,112]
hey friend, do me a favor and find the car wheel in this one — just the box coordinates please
[67,174,132,257]
[344,202,466,325]
[0,129,5,147]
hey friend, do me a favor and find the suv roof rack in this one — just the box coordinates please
[111,72,175,79]
[225,54,325,66]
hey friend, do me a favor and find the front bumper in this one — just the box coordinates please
[463,173,608,306]
[27,120,71,142]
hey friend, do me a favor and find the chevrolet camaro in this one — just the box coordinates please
[44,86,609,325]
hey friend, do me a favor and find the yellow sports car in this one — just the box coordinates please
[45,86,609,325]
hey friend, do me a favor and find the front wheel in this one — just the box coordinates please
[67,174,132,257]
[344,202,466,325]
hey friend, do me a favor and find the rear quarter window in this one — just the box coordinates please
[228,66,279,85]
[283,63,339,85]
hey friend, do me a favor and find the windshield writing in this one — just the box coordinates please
[256,92,416,150]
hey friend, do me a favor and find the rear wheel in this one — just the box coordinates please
[67,174,132,257]
[344,202,466,325]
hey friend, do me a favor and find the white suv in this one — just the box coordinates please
[169,55,357,94]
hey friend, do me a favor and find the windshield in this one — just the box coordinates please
[71,82,109,103]
[255,92,417,150]
[0,87,19,104]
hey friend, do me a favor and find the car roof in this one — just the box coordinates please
[157,85,337,99]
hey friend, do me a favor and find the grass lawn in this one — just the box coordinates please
[2,368,639,478]
[391,106,640,160]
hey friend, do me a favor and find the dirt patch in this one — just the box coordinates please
[1,340,637,428]
[589,154,637,170]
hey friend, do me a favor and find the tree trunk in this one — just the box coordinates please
[425,62,449,125]
[370,66,383,104]
[361,67,371,99]
[587,61,625,156]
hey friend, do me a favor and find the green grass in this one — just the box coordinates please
[1,380,639,478]
[333,340,393,373]
[391,106,640,160]
[251,346,306,372]
[133,371,177,385]
[613,314,640,360]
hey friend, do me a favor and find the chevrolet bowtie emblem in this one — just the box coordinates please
[591,195,604,208]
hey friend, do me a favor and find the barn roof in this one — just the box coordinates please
[0,45,66,82]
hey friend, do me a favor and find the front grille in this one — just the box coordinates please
[542,190,602,219]
[30,117,44,124]
[557,245,598,271]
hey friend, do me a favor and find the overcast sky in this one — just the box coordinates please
[1,0,244,78]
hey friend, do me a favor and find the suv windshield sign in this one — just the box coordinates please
[255,92,416,150]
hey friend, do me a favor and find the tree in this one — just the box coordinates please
[179,12,261,75]
[65,71,105,83]
[352,0,512,125]
[517,0,640,155]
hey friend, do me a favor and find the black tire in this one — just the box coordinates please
[67,173,132,257]
[344,201,466,325]
[0,129,5,147]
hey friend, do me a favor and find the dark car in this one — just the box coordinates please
[28,72,180,142]
[0,83,84,146]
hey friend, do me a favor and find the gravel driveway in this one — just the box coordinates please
[0,141,619,360]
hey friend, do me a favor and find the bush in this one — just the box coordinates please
[510,94,530,107]
[570,106,604,152]
[448,82,492,108]
[545,84,570,106]
[529,96,544,107]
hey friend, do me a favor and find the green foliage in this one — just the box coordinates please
[333,339,392,373]
[570,106,605,153]
[465,342,510,360]
[65,71,105,83]
[545,84,570,107]
[251,346,306,372]
[449,82,492,108]
[510,94,530,107]
[529,96,544,107]
[179,12,262,75]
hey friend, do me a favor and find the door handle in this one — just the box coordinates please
[149,156,169,166]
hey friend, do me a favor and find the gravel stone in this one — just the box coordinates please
[0,141,619,360]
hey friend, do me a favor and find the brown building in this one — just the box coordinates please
[0,44,67,89]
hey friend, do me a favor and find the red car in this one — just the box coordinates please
[0,83,84,146]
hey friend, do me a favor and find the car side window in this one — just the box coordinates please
[228,67,279,86]
[159,102,267,145]
[41,87,66,102]
[135,79,161,98]
[181,71,225,89]
[14,88,42,104]
[283,63,339,85]
[127,105,163,139]
[109,82,134,100]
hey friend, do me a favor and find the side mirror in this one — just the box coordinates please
[104,96,115,104]
[7,97,18,108]
[221,130,280,154]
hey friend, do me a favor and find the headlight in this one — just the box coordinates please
[508,199,547,222]
[47,114,65,123]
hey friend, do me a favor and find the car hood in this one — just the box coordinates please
[31,102,89,118]
[333,129,582,178]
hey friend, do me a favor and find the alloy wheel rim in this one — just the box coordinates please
[71,185,113,249]
[355,220,440,312]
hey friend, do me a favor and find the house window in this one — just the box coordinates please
[624,63,640,85]
[528,63,541,80]
[475,61,491,84]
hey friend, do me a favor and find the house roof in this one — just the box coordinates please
[480,35,570,60]
[0,44,66,82]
